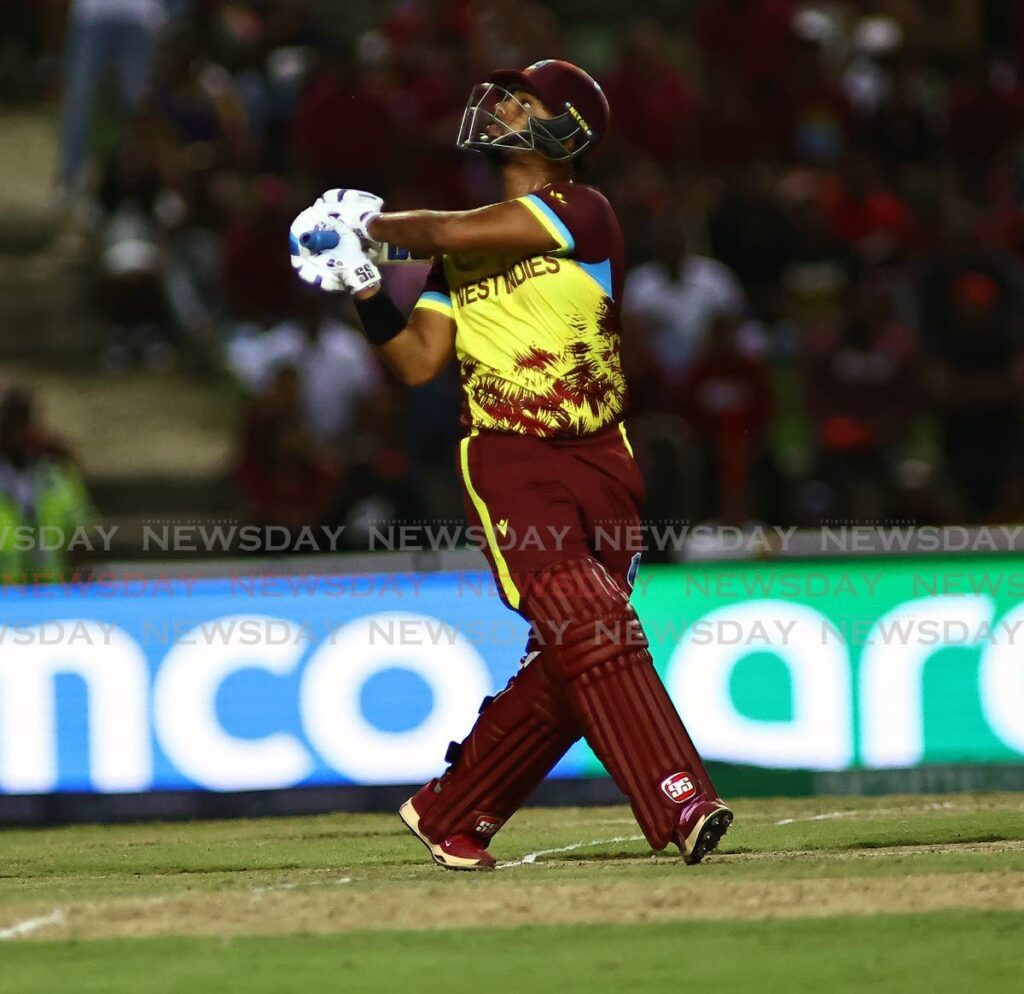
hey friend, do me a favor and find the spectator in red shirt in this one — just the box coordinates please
[694,0,798,89]
[379,42,468,209]
[680,313,775,522]
[290,49,398,192]
[803,281,921,520]
[603,20,697,166]
[821,153,915,264]
[923,263,1024,520]
[221,175,296,327]
[234,364,339,538]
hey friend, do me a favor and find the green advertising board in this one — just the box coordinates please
[592,556,1024,795]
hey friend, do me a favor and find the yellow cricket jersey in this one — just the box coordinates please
[413,182,628,438]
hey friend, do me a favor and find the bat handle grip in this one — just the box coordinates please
[299,229,340,253]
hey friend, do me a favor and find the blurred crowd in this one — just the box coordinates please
[6,0,1024,559]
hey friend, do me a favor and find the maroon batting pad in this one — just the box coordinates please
[417,644,580,843]
[523,557,719,850]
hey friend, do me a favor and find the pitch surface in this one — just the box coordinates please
[1,793,1022,991]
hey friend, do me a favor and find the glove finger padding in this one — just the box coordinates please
[316,188,384,247]
[293,256,346,293]
[290,206,380,294]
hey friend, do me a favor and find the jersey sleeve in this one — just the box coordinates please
[515,183,613,263]
[413,257,454,319]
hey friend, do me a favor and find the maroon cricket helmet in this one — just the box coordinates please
[457,59,610,162]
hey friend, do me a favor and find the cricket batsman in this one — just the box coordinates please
[290,59,733,869]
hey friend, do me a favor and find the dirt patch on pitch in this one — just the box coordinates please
[6,868,1024,941]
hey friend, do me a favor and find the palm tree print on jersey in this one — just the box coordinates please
[461,300,626,437]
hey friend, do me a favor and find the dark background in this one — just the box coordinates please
[2,0,1023,574]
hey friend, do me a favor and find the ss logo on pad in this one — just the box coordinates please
[660,772,696,803]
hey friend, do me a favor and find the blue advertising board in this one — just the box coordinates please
[0,571,600,794]
[3,558,1024,797]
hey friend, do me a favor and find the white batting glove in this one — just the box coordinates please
[316,188,384,247]
[290,204,343,291]
[330,225,382,294]
[290,205,381,295]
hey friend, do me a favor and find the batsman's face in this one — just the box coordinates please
[458,82,559,159]
[491,89,553,135]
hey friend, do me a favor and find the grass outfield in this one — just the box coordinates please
[1,793,1022,991]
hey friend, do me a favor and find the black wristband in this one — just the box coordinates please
[354,290,405,346]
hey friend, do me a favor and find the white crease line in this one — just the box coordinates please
[0,909,65,941]
[499,835,646,869]
[775,801,959,827]
[251,877,353,895]
[775,811,864,826]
